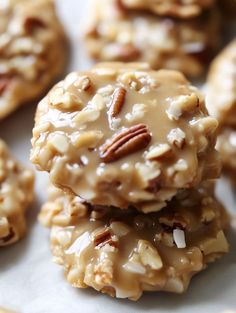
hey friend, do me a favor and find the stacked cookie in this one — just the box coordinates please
[31,62,229,300]
[206,39,236,185]
[84,0,220,78]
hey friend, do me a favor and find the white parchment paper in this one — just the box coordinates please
[0,1,236,312]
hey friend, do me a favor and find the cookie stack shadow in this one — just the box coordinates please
[31,61,230,300]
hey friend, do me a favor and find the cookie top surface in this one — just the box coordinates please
[46,184,229,300]
[0,139,34,246]
[84,0,220,77]
[120,0,215,18]
[31,63,220,211]
[207,39,236,128]
[0,0,67,119]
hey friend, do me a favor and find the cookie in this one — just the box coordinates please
[0,0,67,120]
[0,140,34,246]
[206,39,236,128]
[120,0,216,18]
[216,128,236,182]
[84,0,220,77]
[42,184,229,300]
[31,63,220,212]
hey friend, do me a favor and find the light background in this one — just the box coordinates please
[0,1,236,312]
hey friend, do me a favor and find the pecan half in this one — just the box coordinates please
[117,44,141,61]
[109,87,126,118]
[100,124,151,163]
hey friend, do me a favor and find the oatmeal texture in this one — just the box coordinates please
[31,63,221,211]
[0,139,34,246]
[206,39,236,128]
[84,0,220,77]
[120,0,215,18]
[42,184,229,300]
[0,0,67,119]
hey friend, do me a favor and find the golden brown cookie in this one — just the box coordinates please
[31,63,220,211]
[0,139,34,246]
[0,0,67,120]
[84,0,220,77]
[120,0,216,18]
[40,184,229,300]
[206,39,236,128]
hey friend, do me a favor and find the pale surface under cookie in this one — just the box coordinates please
[206,39,236,128]
[0,139,34,246]
[31,63,220,211]
[0,0,67,120]
[84,0,220,77]
[42,184,229,300]
[120,0,215,18]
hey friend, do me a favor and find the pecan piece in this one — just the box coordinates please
[0,77,10,95]
[24,17,46,33]
[109,87,126,118]
[117,44,141,61]
[93,228,118,248]
[100,124,151,163]
[0,227,15,245]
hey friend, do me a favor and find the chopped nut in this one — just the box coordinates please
[159,214,188,229]
[198,117,218,136]
[23,16,46,33]
[94,257,114,285]
[135,162,161,189]
[49,87,83,110]
[174,159,188,171]
[109,87,126,117]
[155,231,174,247]
[112,44,140,61]
[0,217,9,238]
[137,240,163,270]
[164,277,185,293]
[125,103,147,122]
[0,77,10,95]
[173,229,186,249]
[167,128,186,149]
[167,94,199,120]
[92,227,118,248]
[65,231,90,256]
[140,201,164,213]
[145,144,172,160]
[110,221,130,237]
[71,131,103,149]
[123,253,146,274]
[73,109,100,127]
[48,133,69,154]
[200,206,216,224]
[74,75,92,91]
[200,230,229,255]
